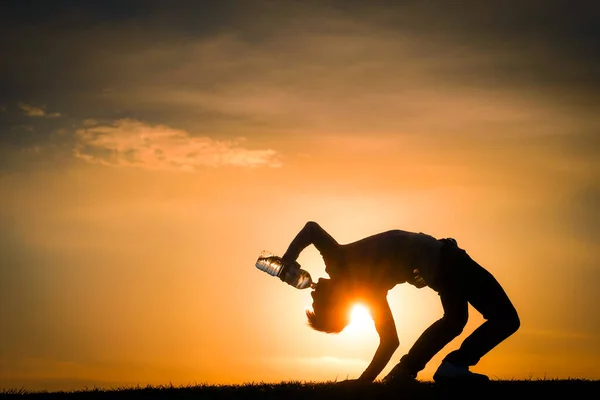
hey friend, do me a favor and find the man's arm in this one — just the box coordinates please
[282,221,339,262]
[358,295,399,382]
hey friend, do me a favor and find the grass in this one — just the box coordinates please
[1,379,598,399]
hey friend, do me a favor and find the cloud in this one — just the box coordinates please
[18,102,61,118]
[74,119,281,170]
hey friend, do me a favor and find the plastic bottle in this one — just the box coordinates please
[255,250,316,289]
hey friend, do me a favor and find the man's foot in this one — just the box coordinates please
[433,361,489,383]
[382,364,418,386]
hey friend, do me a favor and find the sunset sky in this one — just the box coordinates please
[1,0,599,392]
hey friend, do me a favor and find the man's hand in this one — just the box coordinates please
[358,296,399,382]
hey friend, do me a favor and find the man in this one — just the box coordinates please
[280,221,520,384]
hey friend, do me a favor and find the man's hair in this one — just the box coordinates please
[306,278,351,334]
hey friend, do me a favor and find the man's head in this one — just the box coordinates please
[306,278,353,334]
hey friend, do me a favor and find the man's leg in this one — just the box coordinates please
[443,260,520,368]
[384,291,468,382]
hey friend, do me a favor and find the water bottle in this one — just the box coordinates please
[255,250,316,289]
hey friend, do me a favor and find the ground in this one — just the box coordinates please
[1,379,599,399]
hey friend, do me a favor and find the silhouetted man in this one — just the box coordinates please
[281,221,520,384]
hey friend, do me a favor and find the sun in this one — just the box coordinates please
[345,304,374,333]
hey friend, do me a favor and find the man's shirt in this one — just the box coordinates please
[325,230,443,291]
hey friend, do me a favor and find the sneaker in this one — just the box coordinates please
[433,361,489,383]
[382,364,418,386]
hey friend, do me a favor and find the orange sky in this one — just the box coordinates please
[1,0,599,392]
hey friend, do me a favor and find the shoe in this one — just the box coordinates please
[382,364,418,386]
[433,361,489,383]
